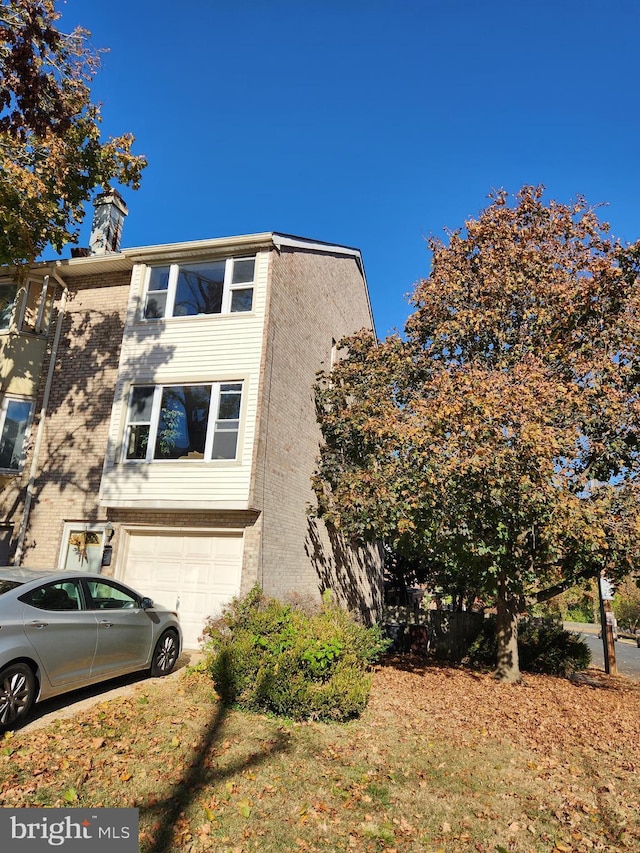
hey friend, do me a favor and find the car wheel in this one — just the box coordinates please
[150,630,179,677]
[0,663,36,730]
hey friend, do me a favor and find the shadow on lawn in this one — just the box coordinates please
[381,652,469,677]
[141,670,291,853]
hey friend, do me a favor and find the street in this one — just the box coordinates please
[565,624,640,681]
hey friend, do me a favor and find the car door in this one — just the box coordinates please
[21,578,98,688]
[82,578,153,678]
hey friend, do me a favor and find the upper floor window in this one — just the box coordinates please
[19,279,55,335]
[123,381,242,462]
[0,284,17,332]
[0,397,34,471]
[0,278,54,335]
[143,257,255,320]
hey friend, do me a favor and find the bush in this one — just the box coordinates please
[465,616,591,677]
[518,620,591,676]
[201,587,389,721]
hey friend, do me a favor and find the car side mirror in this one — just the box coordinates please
[141,597,154,610]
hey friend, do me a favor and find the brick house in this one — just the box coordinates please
[0,195,383,646]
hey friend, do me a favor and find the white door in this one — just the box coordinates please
[122,531,243,649]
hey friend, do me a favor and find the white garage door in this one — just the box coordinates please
[122,531,244,649]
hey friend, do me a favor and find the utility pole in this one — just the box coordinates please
[598,574,617,675]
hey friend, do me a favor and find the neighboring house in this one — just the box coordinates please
[0,193,384,647]
[0,265,57,562]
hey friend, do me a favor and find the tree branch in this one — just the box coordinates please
[527,566,597,606]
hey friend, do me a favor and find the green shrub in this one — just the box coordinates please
[564,603,596,624]
[464,617,497,668]
[465,616,591,676]
[201,587,389,721]
[518,620,591,676]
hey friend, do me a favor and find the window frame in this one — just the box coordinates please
[0,277,55,336]
[122,380,243,463]
[0,396,34,473]
[17,277,55,335]
[0,281,18,333]
[142,256,255,320]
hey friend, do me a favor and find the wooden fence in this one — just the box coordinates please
[383,606,485,661]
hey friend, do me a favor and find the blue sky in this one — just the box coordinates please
[57,0,640,338]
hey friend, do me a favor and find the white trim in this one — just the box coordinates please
[33,231,365,277]
[125,233,273,263]
[271,233,362,261]
[101,498,250,510]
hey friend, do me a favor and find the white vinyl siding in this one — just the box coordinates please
[99,249,269,509]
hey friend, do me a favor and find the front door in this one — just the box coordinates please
[61,527,106,573]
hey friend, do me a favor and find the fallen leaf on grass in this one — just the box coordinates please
[236,800,252,818]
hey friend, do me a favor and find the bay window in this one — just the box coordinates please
[124,382,242,462]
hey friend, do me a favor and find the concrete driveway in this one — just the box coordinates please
[19,649,203,733]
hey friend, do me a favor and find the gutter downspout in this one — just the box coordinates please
[13,269,68,565]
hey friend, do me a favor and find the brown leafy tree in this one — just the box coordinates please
[313,186,640,682]
[0,0,146,266]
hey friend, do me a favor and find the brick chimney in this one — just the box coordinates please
[89,188,128,255]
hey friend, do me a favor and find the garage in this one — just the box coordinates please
[121,530,244,649]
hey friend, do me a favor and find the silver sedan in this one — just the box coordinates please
[0,568,182,730]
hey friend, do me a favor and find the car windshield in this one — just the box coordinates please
[0,580,23,595]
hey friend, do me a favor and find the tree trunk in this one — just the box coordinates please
[494,572,521,683]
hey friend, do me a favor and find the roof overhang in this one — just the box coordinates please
[31,231,365,274]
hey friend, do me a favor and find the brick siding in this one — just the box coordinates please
[252,247,383,621]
